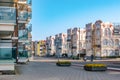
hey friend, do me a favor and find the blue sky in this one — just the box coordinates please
[32,0,120,40]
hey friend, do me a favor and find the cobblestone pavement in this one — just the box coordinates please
[0,61,120,80]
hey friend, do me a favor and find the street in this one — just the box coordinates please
[0,57,120,80]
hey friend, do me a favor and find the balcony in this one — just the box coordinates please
[27,24,32,32]
[0,25,14,36]
[18,50,28,58]
[72,46,77,49]
[0,6,16,25]
[0,0,17,7]
[18,11,28,23]
[27,0,32,5]
[0,40,16,59]
[18,29,28,40]
[67,39,71,41]
[18,0,27,4]
[0,48,13,59]
[27,11,32,21]
[48,48,51,50]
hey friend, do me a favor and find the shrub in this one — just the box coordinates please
[84,63,107,71]
[56,61,71,66]
[72,56,79,60]
[102,56,120,58]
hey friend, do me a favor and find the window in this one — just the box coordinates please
[107,28,111,37]
[103,39,108,45]
[115,39,119,46]
[109,39,114,46]
[109,50,114,56]
[104,29,107,36]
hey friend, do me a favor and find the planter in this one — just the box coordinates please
[56,61,71,67]
[84,63,107,71]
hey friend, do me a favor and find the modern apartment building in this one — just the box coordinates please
[0,0,32,71]
[54,33,67,57]
[86,23,94,56]
[86,20,120,57]
[31,41,35,56]
[17,0,32,63]
[46,36,55,56]
[67,28,86,57]
[34,41,38,56]
[59,33,67,57]
[67,28,73,57]
[79,29,86,56]
[113,23,120,56]
[72,28,82,56]
[0,0,17,71]
[39,40,46,56]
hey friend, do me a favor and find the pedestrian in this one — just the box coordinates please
[83,56,87,62]
[91,54,94,62]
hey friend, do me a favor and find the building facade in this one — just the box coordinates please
[0,0,17,63]
[0,0,32,71]
[67,28,73,57]
[54,33,67,57]
[86,23,94,56]
[39,40,46,56]
[86,20,120,57]
[17,0,32,62]
[67,28,86,57]
[46,36,55,56]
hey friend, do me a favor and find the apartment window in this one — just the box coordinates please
[115,39,119,46]
[109,50,114,56]
[109,39,114,46]
[96,30,100,36]
[104,29,107,36]
[0,15,4,20]
[103,49,107,56]
[103,39,108,45]
[104,28,111,37]
[107,28,111,37]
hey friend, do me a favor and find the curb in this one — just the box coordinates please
[108,67,120,72]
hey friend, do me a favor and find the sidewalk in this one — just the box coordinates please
[30,57,120,62]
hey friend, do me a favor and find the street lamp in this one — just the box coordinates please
[79,27,80,59]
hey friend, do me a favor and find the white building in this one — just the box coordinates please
[46,36,55,56]
[86,20,120,57]
[54,33,67,57]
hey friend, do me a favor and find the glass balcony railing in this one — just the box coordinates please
[18,11,28,21]
[28,12,32,19]
[27,0,32,5]
[0,6,16,24]
[18,50,28,58]
[18,0,27,4]
[0,48,16,60]
[19,29,28,40]
[26,23,32,32]
[18,0,27,1]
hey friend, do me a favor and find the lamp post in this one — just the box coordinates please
[79,27,80,59]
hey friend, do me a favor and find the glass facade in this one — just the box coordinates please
[18,11,28,21]
[19,50,28,58]
[0,6,16,24]
[28,12,32,19]
[114,23,120,35]
[18,47,28,58]
[27,0,32,5]
[19,29,28,40]
[26,23,32,32]
[0,48,16,60]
